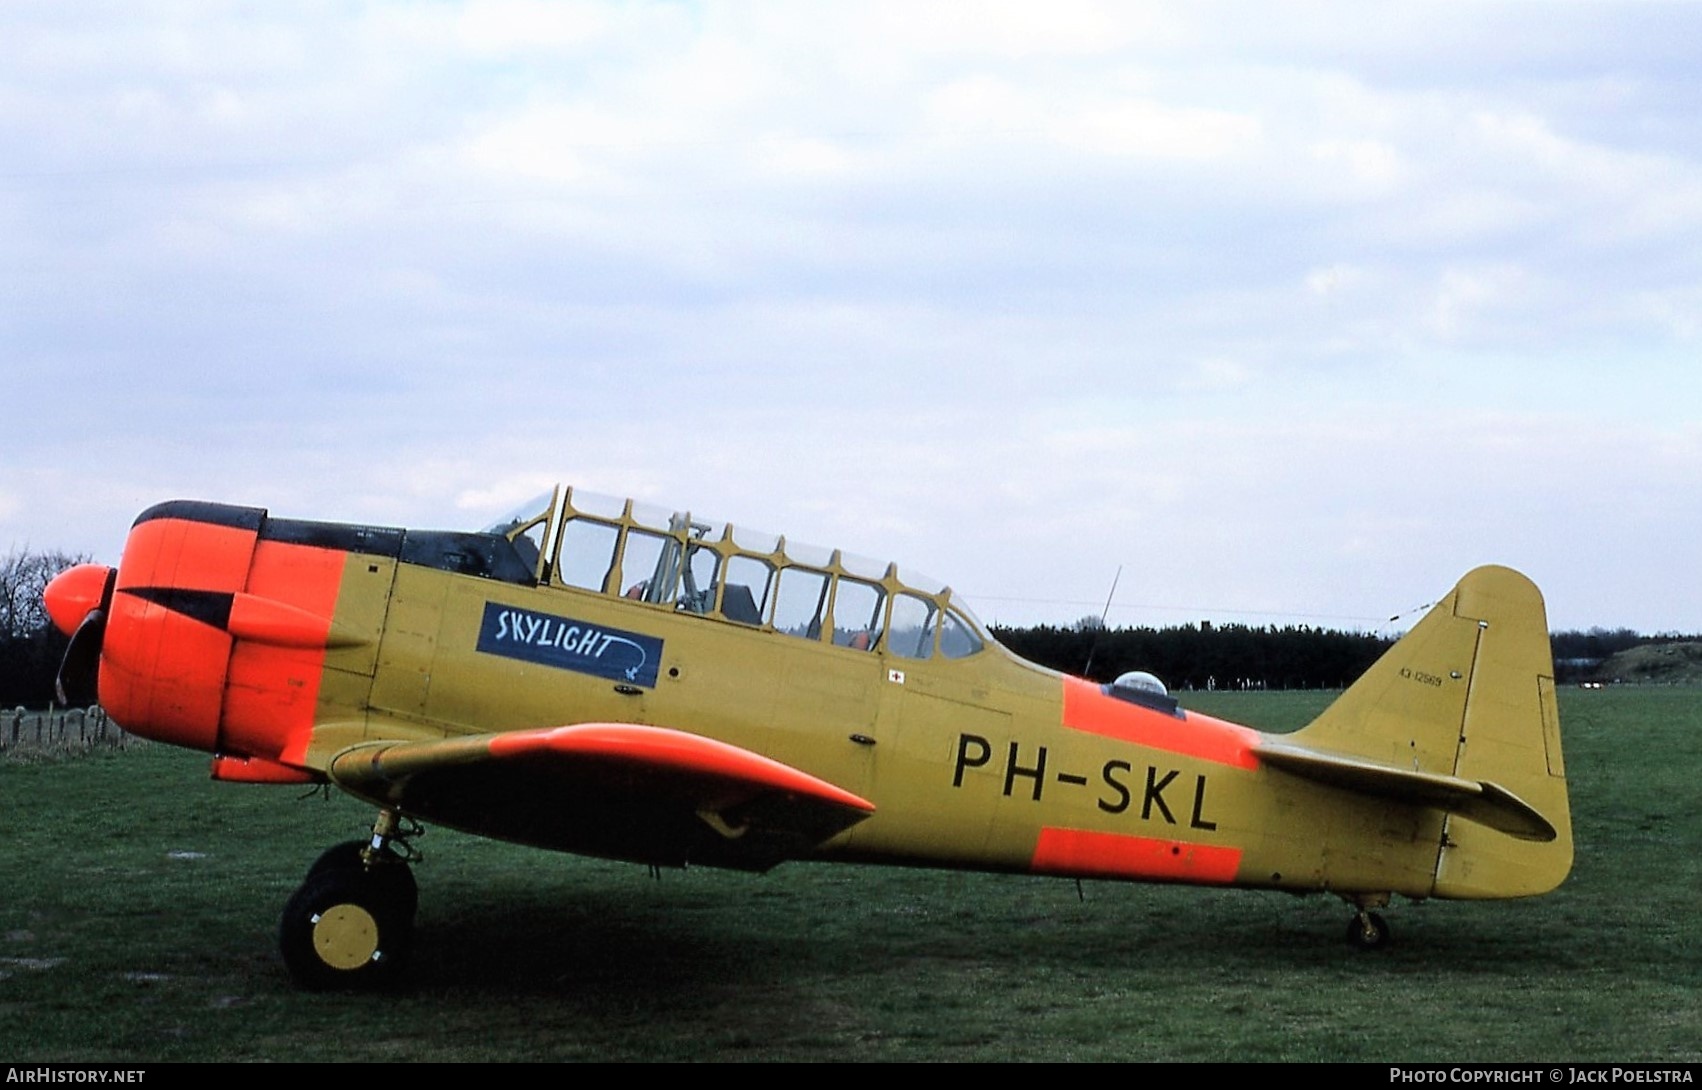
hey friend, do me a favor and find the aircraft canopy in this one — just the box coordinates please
[485,486,989,661]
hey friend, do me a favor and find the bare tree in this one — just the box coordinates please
[0,548,88,638]
[1072,613,1106,633]
[0,549,91,705]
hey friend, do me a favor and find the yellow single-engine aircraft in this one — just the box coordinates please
[43,486,1571,988]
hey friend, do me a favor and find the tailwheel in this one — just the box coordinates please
[279,864,415,990]
[1346,910,1391,950]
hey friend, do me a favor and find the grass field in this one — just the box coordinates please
[2,688,1697,1062]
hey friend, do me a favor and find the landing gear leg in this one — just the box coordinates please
[279,808,420,989]
[1341,893,1392,950]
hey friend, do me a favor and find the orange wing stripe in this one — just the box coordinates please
[1061,677,1260,769]
[1032,827,1242,883]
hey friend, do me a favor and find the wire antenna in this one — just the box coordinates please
[1082,565,1123,680]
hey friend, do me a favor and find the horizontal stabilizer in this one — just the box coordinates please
[1254,741,1557,842]
[329,722,875,871]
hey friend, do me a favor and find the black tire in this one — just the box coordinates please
[1346,911,1391,950]
[304,839,419,919]
[305,840,369,880]
[279,867,415,990]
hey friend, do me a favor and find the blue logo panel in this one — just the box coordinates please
[476,602,663,688]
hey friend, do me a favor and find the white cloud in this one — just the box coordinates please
[860,0,1172,60]
[1303,263,1364,297]
[1427,263,1536,340]
[5,1,1702,633]
[1308,137,1404,191]
[450,0,613,55]
[462,103,627,185]
[1057,99,1260,161]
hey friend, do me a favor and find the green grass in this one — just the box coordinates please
[1,688,1697,1061]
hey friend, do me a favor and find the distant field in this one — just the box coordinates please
[1,687,1696,1062]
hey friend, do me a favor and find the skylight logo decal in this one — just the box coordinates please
[476,602,662,688]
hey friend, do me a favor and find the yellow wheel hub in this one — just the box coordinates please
[310,904,380,970]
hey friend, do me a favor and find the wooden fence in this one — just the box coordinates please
[0,706,128,750]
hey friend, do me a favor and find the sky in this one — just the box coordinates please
[4,1,1700,635]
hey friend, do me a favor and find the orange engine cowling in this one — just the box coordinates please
[99,503,263,752]
[46,501,349,782]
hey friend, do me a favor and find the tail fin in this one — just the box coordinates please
[1278,565,1572,899]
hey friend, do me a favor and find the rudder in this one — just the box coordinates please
[1291,565,1572,899]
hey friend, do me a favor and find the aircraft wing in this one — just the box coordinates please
[1254,741,1557,842]
[327,723,876,872]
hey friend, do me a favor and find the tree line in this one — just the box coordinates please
[991,620,1395,690]
[994,621,1702,688]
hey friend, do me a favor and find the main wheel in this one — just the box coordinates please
[304,840,419,918]
[1346,911,1391,950]
[305,839,369,880]
[279,866,415,990]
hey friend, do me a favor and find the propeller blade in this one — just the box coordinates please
[55,606,108,708]
[55,609,106,706]
[47,565,116,707]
